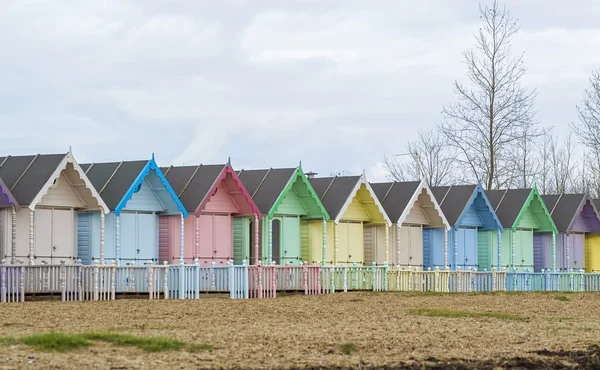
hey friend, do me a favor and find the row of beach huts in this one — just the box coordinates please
[0,150,600,302]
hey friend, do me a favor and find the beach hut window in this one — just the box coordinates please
[272,219,281,264]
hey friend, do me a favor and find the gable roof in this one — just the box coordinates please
[310,175,391,226]
[0,152,108,212]
[161,163,261,217]
[310,176,361,220]
[82,156,186,216]
[430,185,476,226]
[486,188,556,232]
[371,181,420,223]
[237,168,295,214]
[429,184,503,231]
[237,166,328,219]
[543,194,590,233]
[370,180,449,229]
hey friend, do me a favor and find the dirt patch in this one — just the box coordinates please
[0,292,598,368]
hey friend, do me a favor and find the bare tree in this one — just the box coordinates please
[572,69,600,153]
[383,129,461,186]
[550,133,576,194]
[439,0,539,190]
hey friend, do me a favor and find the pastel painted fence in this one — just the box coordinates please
[248,262,327,298]
[0,259,168,302]
[166,260,249,300]
[505,269,600,292]
[320,263,388,293]
[387,267,507,293]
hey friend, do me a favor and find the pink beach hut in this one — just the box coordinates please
[160,162,261,265]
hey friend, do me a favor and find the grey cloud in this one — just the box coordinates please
[0,0,599,180]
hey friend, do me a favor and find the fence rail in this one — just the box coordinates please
[3,260,600,303]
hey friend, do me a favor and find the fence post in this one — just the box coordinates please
[211,262,216,290]
[343,266,348,293]
[271,261,277,298]
[148,261,154,300]
[383,262,388,291]
[243,260,249,299]
[492,267,497,292]
[329,266,335,293]
[371,262,376,292]
[19,266,24,302]
[194,258,200,299]
[434,267,439,292]
[316,266,321,295]
[352,262,358,290]
[579,269,585,292]
[110,260,116,300]
[1,259,6,303]
[60,261,66,302]
[178,262,184,300]
[163,261,169,299]
[76,259,82,301]
[93,261,99,301]
[302,262,308,295]
[228,260,235,299]
[257,261,263,299]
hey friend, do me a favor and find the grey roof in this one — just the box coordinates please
[0,154,67,205]
[430,185,477,226]
[541,194,560,213]
[544,194,586,233]
[82,161,147,210]
[370,181,420,222]
[594,199,600,214]
[485,189,532,227]
[236,168,296,214]
[309,176,360,220]
[161,164,226,212]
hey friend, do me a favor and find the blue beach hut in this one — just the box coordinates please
[425,184,503,270]
[77,155,188,265]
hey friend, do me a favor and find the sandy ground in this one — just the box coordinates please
[0,292,598,369]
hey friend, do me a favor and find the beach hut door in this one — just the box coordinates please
[35,208,75,265]
[272,219,281,264]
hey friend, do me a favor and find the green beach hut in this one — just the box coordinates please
[482,188,557,272]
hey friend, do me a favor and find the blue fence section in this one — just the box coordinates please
[167,261,249,299]
[505,269,600,292]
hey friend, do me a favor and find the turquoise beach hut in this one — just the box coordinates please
[77,155,188,265]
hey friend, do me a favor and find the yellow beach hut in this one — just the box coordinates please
[306,174,391,266]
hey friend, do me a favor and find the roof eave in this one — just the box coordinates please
[267,165,330,220]
[397,180,451,230]
[114,157,189,217]
[28,152,110,214]
[333,174,391,227]
[194,164,263,219]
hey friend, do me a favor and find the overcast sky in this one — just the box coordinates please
[1,1,599,181]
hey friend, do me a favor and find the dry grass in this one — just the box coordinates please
[0,292,598,369]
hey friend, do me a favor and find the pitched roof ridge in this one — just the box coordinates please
[495,189,509,212]
[11,154,40,191]
[550,193,564,215]
[0,156,9,168]
[439,185,453,205]
[320,176,337,200]
[252,168,272,198]
[179,164,202,197]
[381,181,395,203]
[99,161,123,194]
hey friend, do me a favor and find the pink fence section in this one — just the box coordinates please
[248,262,327,298]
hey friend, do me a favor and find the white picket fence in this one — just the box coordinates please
[0,259,169,302]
